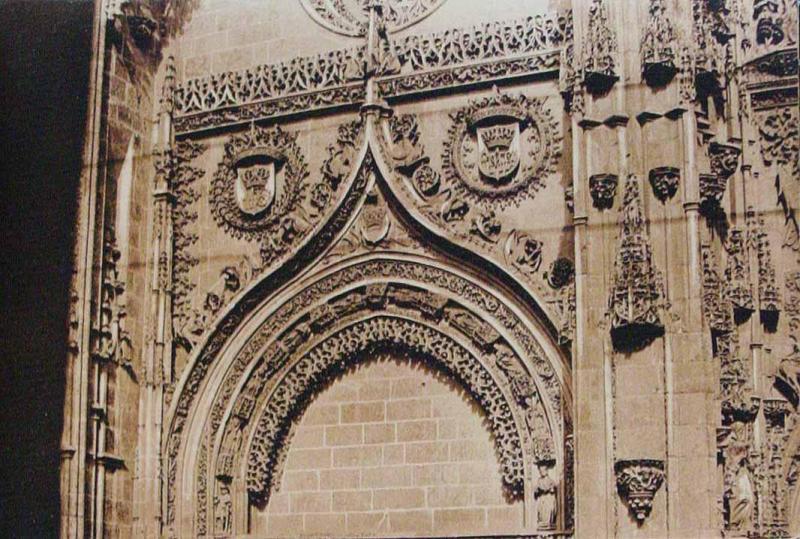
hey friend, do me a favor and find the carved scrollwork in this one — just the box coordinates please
[442,91,560,207]
[614,459,666,524]
[746,208,781,321]
[589,173,618,209]
[608,175,665,348]
[648,166,680,202]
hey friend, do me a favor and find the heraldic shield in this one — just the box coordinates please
[235,160,275,216]
[477,123,521,185]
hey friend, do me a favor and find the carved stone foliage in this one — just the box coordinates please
[300,0,447,36]
[614,459,665,524]
[648,167,680,202]
[174,47,363,117]
[691,0,734,94]
[503,230,543,275]
[175,259,255,352]
[172,10,571,133]
[165,152,374,527]
[581,0,618,94]
[245,315,532,504]
[755,104,799,250]
[176,256,567,533]
[758,400,796,535]
[777,271,800,406]
[608,175,665,348]
[589,173,618,209]
[394,12,568,73]
[210,125,316,264]
[171,140,206,341]
[725,228,754,317]
[442,91,560,208]
[701,244,734,333]
[746,208,781,320]
[641,0,678,86]
[718,331,757,422]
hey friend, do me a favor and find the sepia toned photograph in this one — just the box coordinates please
[0,0,798,537]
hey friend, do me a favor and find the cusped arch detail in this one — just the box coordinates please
[245,314,528,504]
[185,253,571,536]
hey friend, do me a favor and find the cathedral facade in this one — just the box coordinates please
[60,0,799,537]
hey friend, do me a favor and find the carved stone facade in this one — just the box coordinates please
[61,1,799,538]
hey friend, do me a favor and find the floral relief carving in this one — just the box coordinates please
[171,140,206,343]
[701,244,734,333]
[615,459,666,524]
[746,208,781,320]
[546,258,576,345]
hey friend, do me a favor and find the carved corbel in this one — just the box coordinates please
[589,173,618,209]
[615,459,666,524]
[648,167,680,202]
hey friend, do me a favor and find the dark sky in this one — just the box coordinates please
[0,1,93,536]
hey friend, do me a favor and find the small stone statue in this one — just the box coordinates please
[534,463,558,530]
[728,463,754,532]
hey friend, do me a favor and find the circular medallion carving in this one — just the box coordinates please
[299,0,447,36]
[442,92,560,206]
[211,126,309,240]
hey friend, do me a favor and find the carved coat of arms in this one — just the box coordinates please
[235,161,275,216]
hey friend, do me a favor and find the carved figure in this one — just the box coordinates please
[535,464,558,530]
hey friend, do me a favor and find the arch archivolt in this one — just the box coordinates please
[170,253,571,536]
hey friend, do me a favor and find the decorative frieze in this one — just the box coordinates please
[608,175,665,347]
[614,459,666,524]
[171,141,206,347]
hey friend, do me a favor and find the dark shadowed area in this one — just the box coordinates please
[0,1,92,536]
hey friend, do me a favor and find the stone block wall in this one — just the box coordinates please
[252,354,523,538]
